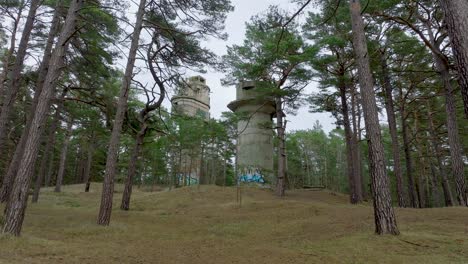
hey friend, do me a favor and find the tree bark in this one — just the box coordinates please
[54,118,73,192]
[2,0,83,236]
[0,0,41,159]
[440,0,468,118]
[418,10,467,206]
[97,0,146,225]
[429,45,467,206]
[349,0,399,235]
[380,50,405,207]
[121,123,147,210]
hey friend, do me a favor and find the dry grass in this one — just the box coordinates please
[1,183,467,263]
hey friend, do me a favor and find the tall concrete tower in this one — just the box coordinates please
[228,81,276,184]
[171,76,211,185]
[171,76,210,120]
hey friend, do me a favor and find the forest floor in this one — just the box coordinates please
[0,184,467,263]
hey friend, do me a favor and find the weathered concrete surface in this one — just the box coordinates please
[172,76,210,119]
[228,81,276,183]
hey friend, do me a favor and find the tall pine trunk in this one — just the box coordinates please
[424,17,467,206]
[339,82,361,203]
[350,84,365,199]
[349,0,398,235]
[400,103,418,208]
[426,101,454,206]
[380,50,405,207]
[2,0,83,236]
[54,118,73,192]
[121,124,147,210]
[440,0,468,118]
[97,0,146,225]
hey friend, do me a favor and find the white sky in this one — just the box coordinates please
[124,0,336,133]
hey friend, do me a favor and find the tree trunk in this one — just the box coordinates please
[121,123,147,210]
[97,0,146,226]
[426,141,441,207]
[351,84,365,199]
[339,83,361,203]
[426,101,454,206]
[275,98,286,197]
[400,105,418,208]
[440,0,468,118]
[2,0,83,236]
[0,0,41,158]
[413,113,426,208]
[83,135,95,192]
[424,16,467,206]
[380,50,405,207]
[349,0,399,235]
[54,118,73,192]
[432,51,467,206]
[7,3,62,204]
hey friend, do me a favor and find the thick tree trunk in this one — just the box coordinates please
[339,84,361,203]
[4,3,62,204]
[432,53,467,206]
[380,50,405,207]
[440,0,468,118]
[121,124,147,210]
[349,0,399,235]
[2,0,83,236]
[97,0,146,225]
[0,0,41,158]
[424,17,467,206]
[54,118,73,192]
[275,98,286,197]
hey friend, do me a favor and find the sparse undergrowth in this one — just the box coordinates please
[0,183,467,264]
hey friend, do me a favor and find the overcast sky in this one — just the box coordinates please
[131,0,336,133]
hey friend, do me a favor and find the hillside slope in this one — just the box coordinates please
[1,184,467,263]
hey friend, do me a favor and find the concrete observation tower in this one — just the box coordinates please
[171,76,211,185]
[171,76,210,120]
[227,81,276,184]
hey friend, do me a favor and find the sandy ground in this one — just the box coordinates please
[0,183,467,263]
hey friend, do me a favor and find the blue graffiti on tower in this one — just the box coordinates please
[238,168,265,184]
[177,174,199,185]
